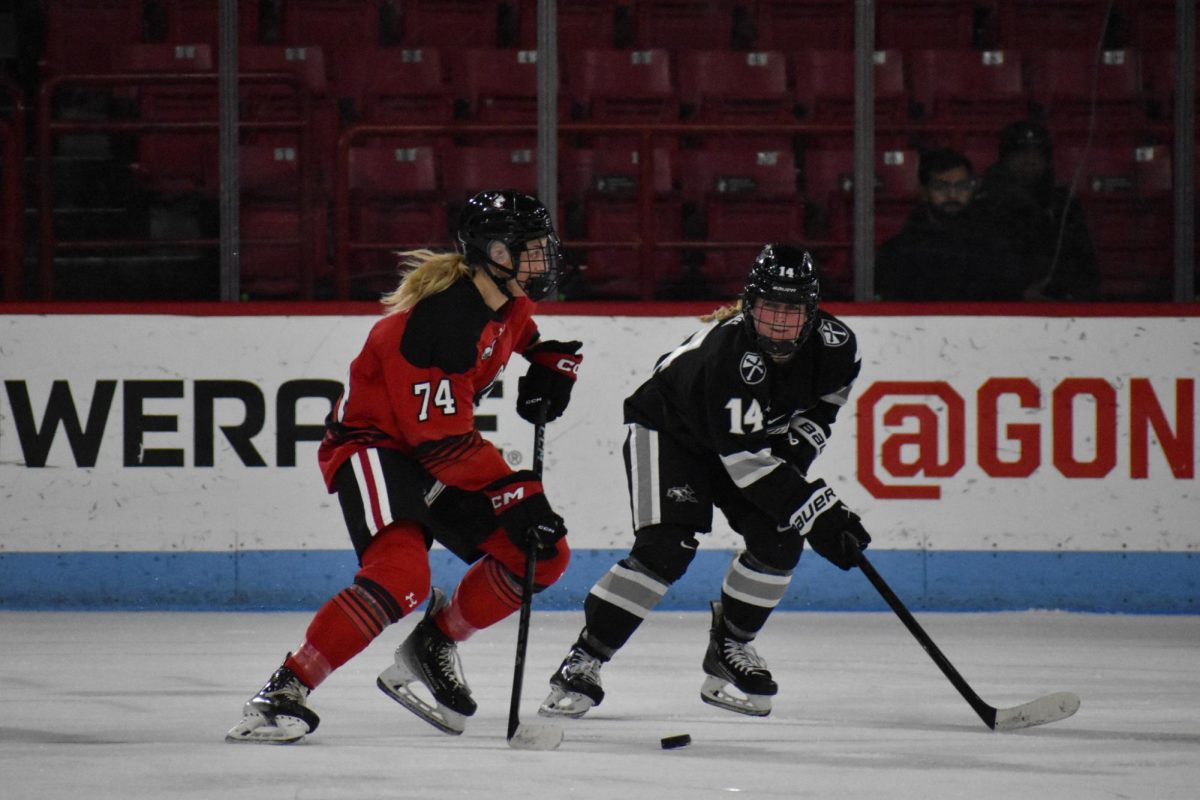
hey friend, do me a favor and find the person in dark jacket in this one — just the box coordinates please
[973,120,1101,301]
[876,147,1023,301]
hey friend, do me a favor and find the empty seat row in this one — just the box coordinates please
[39,1,1187,70]
[60,41,1181,130]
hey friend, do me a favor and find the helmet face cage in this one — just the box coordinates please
[457,189,564,301]
[742,244,820,361]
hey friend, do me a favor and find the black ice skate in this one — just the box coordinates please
[699,601,777,717]
[539,645,605,718]
[225,660,320,744]
[377,588,477,735]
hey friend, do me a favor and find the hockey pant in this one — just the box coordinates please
[578,424,802,659]
[286,450,570,690]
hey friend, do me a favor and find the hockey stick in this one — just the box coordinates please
[856,551,1080,731]
[506,418,564,750]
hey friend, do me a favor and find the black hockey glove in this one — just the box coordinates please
[517,339,583,424]
[771,415,830,476]
[787,479,871,571]
[484,470,568,558]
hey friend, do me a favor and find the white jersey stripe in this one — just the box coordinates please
[720,448,783,488]
[365,448,394,528]
[349,452,380,534]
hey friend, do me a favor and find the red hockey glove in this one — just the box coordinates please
[518,340,583,423]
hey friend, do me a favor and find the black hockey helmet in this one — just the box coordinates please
[456,189,563,301]
[742,244,820,362]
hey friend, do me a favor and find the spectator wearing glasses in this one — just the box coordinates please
[973,120,1101,301]
[876,147,1023,301]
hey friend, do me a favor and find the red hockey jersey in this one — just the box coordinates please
[318,279,539,493]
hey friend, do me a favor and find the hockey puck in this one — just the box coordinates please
[660,734,691,750]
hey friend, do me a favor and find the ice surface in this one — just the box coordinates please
[2,610,1197,799]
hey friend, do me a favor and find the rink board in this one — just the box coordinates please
[1,304,1197,612]
[0,548,1195,612]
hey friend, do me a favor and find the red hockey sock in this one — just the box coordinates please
[285,583,391,689]
[436,557,523,641]
[285,522,431,689]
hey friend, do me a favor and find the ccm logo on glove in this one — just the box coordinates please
[789,485,838,535]
[517,339,584,424]
[488,476,539,510]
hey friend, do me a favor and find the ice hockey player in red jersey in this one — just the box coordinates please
[540,244,868,720]
[227,190,582,743]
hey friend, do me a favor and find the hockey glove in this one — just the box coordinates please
[485,470,568,558]
[787,479,871,571]
[771,415,830,476]
[517,340,583,424]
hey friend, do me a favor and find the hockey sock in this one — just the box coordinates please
[286,523,430,689]
[436,557,523,641]
[719,551,794,638]
[286,583,391,689]
[579,556,671,658]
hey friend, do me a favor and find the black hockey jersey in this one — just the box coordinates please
[623,309,861,525]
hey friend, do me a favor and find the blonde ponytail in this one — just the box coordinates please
[380,250,473,313]
[701,300,743,323]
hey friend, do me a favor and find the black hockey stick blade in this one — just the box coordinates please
[857,551,1080,731]
[506,421,563,750]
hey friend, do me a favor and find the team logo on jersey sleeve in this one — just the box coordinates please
[818,319,850,347]
[740,352,767,384]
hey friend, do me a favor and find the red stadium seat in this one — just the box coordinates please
[1051,142,1173,300]
[874,147,921,243]
[442,145,539,200]
[677,50,792,124]
[163,0,258,48]
[516,0,629,50]
[282,0,380,58]
[751,1,854,50]
[678,143,803,295]
[43,0,142,74]
[575,140,681,298]
[996,0,1114,49]
[398,0,513,47]
[337,46,454,123]
[122,44,218,194]
[908,49,1028,123]
[791,49,907,123]
[239,143,325,298]
[876,0,983,50]
[454,49,541,122]
[1027,48,1145,128]
[239,44,330,125]
[632,0,738,50]
[343,143,447,294]
[566,49,677,122]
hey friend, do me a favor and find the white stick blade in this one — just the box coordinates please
[508,723,564,750]
[993,691,1081,731]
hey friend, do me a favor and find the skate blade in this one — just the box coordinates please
[377,674,466,735]
[538,686,596,719]
[699,675,772,717]
[225,712,309,744]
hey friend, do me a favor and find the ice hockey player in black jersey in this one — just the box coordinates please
[540,243,870,719]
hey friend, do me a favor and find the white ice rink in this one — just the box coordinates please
[2,609,1197,799]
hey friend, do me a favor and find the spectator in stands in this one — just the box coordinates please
[876,147,1023,301]
[973,120,1101,301]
